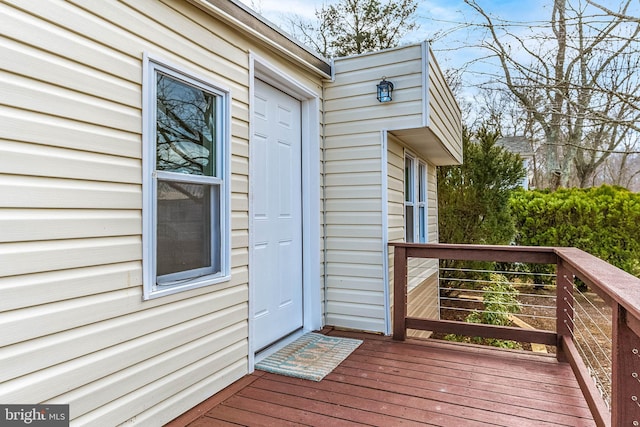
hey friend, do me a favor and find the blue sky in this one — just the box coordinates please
[236,1,636,58]
[237,0,549,56]
[239,0,544,24]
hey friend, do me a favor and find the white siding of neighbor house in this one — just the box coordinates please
[0,1,323,425]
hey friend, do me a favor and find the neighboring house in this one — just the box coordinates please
[497,136,534,189]
[0,0,461,425]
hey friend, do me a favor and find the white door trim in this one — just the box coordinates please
[380,130,391,335]
[248,53,322,370]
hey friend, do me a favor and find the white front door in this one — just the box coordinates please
[252,79,303,351]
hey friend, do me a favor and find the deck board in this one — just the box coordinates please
[166,330,596,427]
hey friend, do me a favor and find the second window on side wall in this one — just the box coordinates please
[405,154,428,243]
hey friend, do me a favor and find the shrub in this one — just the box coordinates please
[438,127,526,246]
[438,126,526,292]
[510,185,640,277]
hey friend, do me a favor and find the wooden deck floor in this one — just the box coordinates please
[167,330,596,427]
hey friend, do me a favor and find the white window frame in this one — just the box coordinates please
[404,153,428,243]
[417,161,428,243]
[142,53,231,300]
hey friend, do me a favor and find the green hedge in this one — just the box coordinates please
[510,185,640,277]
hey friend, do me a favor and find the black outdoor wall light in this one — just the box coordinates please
[376,78,394,103]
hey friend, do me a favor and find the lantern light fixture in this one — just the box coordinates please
[376,77,394,103]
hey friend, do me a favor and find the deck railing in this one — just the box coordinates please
[437,264,560,348]
[390,243,640,427]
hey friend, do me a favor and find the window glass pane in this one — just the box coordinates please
[405,205,414,242]
[156,181,220,277]
[156,74,216,176]
[418,163,426,202]
[405,157,414,202]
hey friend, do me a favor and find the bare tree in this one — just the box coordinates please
[594,138,640,191]
[461,0,640,189]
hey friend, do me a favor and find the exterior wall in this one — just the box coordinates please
[0,1,323,425]
[325,44,426,134]
[323,134,386,332]
[324,44,455,333]
[427,47,463,163]
[387,137,406,246]
[324,46,427,332]
[323,44,440,333]
[387,135,440,334]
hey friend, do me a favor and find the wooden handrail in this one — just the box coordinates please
[553,247,640,323]
[390,242,640,427]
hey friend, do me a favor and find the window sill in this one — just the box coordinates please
[143,273,232,300]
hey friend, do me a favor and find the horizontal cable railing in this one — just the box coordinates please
[434,265,557,350]
[390,243,640,427]
[439,268,557,315]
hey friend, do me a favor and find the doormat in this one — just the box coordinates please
[255,332,363,381]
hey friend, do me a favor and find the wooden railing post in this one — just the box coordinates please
[393,245,407,341]
[556,258,574,362]
[611,305,640,426]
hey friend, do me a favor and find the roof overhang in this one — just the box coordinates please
[390,127,462,166]
[185,0,332,78]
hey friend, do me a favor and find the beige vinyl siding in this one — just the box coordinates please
[323,132,385,332]
[387,136,439,288]
[387,136,440,337]
[427,47,463,163]
[379,42,462,167]
[324,45,426,134]
[323,44,457,333]
[321,44,440,332]
[0,0,322,425]
[427,162,439,243]
[387,137,405,246]
[324,50,394,333]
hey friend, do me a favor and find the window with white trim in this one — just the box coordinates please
[143,56,230,299]
[404,154,428,243]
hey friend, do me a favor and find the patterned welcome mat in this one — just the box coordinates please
[255,332,363,381]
